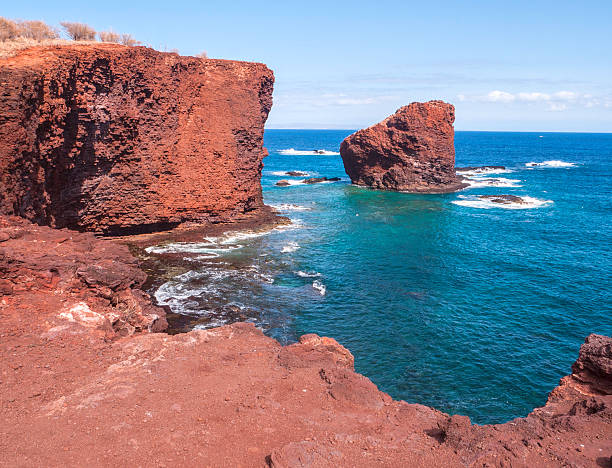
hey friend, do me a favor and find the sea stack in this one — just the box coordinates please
[0,44,274,235]
[340,100,466,193]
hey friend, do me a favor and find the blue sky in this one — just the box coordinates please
[5,1,612,131]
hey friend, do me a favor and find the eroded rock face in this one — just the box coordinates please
[0,44,274,235]
[0,215,166,336]
[571,334,612,394]
[340,100,466,192]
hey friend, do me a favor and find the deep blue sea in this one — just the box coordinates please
[151,130,611,424]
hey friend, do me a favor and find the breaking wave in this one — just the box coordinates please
[525,160,576,168]
[270,170,311,177]
[452,195,553,210]
[269,203,313,212]
[312,280,326,296]
[145,243,240,255]
[464,177,523,188]
[456,168,514,176]
[295,270,322,278]
[281,241,300,253]
[278,148,340,156]
[145,220,304,256]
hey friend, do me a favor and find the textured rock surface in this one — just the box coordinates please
[1,221,610,467]
[0,215,166,336]
[0,44,274,234]
[340,100,466,192]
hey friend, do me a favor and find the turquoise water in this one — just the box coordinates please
[152,130,611,424]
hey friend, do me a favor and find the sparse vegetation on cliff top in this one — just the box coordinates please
[60,21,96,41]
[0,16,146,57]
[0,16,211,60]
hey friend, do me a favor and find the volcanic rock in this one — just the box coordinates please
[570,334,612,394]
[480,194,526,204]
[0,214,166,336]
[303,177,341,184]
[276,176,341,186]
[0,44,274,235]
[340,101,466,192]
[1,279,610,467]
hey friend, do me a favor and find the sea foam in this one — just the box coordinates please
[278,148,340,156]
[525,160,576,168]
[281,241,300,253]
[452,195,553,210]
[269,203,313,212]
[295,270,322,278]
[145,220,304,255]
[312,280,326,295]
[270,170,311,177]
[464,177,523,188]
[456,168,514,176]
[145,243,240,255]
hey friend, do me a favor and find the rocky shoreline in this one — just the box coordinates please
[1,44,610,467]
[0,213,610,466]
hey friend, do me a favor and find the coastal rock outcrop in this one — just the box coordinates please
[2,273,610,468]
[0,44,274,235]
[0,212,609,466]
[0,214,166,336]
[340,100,466,192]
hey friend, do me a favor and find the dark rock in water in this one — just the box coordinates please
[480,195,525,204]
[340,100,466,193]
[275,176,340,186]
[303,177,327,184]
[456,166,506,171]
[303,177,341,184]
[286,171,309,177]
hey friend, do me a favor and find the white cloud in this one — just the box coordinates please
[548,103,568,112]
[486,90,515,103]
[553,91,578,100]
[517,92,550,101]
[460,90,611,112]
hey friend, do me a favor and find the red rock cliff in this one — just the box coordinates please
[0,44,274,235]
[340,100,466,193]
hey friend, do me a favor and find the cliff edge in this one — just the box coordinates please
[0,44,274,235]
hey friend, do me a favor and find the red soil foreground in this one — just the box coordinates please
[0,215,610,467]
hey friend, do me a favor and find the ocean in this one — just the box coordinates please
[149,130,611,424]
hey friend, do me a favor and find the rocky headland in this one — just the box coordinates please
[0,46,610,467]
[340,100,467,193]
[0,43,274,235]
